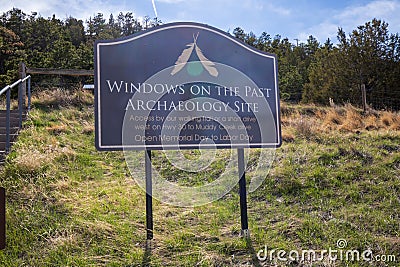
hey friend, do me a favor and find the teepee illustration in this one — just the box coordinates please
[171,33,218,77]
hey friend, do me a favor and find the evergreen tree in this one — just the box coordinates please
[0,26,24,86]
[304,19,400,108]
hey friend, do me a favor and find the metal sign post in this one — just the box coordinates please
[143,149,251,240]
[238,149,249,238]
[145,150,153,240]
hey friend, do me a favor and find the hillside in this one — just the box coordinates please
[0,88,399,266]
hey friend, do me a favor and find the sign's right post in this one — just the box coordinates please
[238,148,250,238]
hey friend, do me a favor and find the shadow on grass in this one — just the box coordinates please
[141,240,153,267]
[246,239,263,267]
[136,238,263,266]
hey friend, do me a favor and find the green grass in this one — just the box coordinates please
[0,89,399,266]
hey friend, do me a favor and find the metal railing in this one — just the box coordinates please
[0,75,31,153]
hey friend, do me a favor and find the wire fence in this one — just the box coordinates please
[367,90,400,111]
[30,75,93,90]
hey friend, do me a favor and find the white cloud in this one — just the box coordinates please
[1,0,54,15]
[297,0,400,43]
[241,0,290,15]
[338,0,399,21]
[2,0,130,20]
[156,0,186,3]
[266,3,291,16]
[297,22,340,43]
[334,0,400,34]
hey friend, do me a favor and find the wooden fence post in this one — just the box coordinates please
[19,62,27,108]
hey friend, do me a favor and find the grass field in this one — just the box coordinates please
[0,89,399,266]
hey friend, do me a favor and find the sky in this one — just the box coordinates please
[2,0,400,43]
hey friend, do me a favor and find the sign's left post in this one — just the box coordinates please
[145,150,153,240]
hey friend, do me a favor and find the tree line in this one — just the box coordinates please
[233,19,400,109]
[0,8,160,87]
[1,8,399,109]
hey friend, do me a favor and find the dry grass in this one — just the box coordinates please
[381,111,395,127]
[282,102,400,136]
[321,108,343,129]
[281,107,318,141]
[31,88,94,107]
[9,87,90,176]
[81,121,95,134]
[381,111,400,130]
[293,116,315,138]
[364,114,379,131]
[339,104,364,132]
[13,148,51,174]
[10,138,76,177]
[281,131,295,143]
[46,124,69,135]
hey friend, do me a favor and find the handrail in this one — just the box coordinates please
[21,76,30,83]
[0,75,32,251]
[0,79,23,96]
[0,75,32,153]
[0,76,31,96]
[0,86,10,96]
